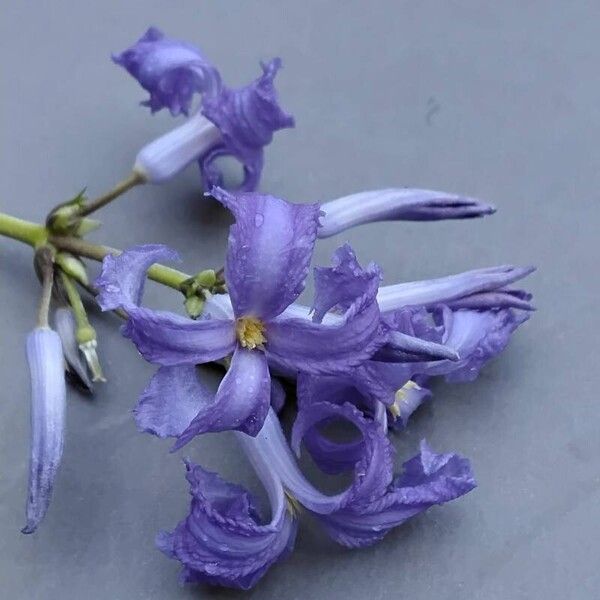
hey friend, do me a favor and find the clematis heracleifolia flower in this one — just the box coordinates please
[318,188,496,238]
[95,188,384,444]
[154,403,474,587]
[114,27,294,191]
[22,328,66,534]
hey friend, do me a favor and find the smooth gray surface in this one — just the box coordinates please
[1,2,598,599]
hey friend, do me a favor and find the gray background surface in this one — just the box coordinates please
[1,2,598,599]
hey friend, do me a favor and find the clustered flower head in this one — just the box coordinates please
[5,26,535,593]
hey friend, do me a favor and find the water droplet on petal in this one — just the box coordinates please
[254,213,264,227]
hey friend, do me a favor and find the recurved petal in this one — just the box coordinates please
[213,187,321,320]
[122,307,235,366]
[172,347,271,449]
[318,440,476,548]
[134,365,214,438]
[157,457,296,590]
[200,59,294,192]
[22,329,67,534]
[376,265,536,314]
[318,188,495,238]
[113,27,221,116]
[95,244,180,311]
[311,243,382,323]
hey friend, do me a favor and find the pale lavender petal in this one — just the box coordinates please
[54,307,93,393]
[134,112,222,183]
[122,308,235,366]
[376,265,536,314]
[157,455,296,590]
[311,243,381,323]
[213,187,321,319]
[173,347,270,449]
[318,188,496,237]
[22,329,66,534]
[200,59,294,192]
[95,244,180,311]
[113,27,220,116]
[318,440,476,548]
[134,365,214,438]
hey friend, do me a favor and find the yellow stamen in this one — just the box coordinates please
[235,316,266,349]
[284,489,302,517]
[389,380,421,420]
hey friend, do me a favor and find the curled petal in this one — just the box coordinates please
[200,59,294,192]
[22,329,66,534]
[318,440,476,548]
[95,244,180,311]
[173,347,270,449]
[122,308,235,366]
[213,187,321,320]
[157,457,296,590]
[318,188,496,238]
[113,27,220,116]
[376,265,536,314]
[311,243,382,323]
[134,365,214,438]
[442,309,531,382]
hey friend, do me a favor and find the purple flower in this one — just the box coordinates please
[95,190,384,443]
[318,188,496,238]
[158,455,297,590]
[116,28,294,190]
[113,27,220,116]
[22,328,66,534]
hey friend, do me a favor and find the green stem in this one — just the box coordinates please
[59,270,92,335]
[35,247,55,328]
[50,235,190,291]
[0,211,191,292]
[0,212,47,247]
[78,171,145,217]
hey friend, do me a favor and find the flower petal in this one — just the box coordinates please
[134,365,214,438]
[200,59,294,192]
[266,278,384,375]
[318,188,495,238]
[318,440,476,548]
[376,265,536,314]
[444,288,535,311]
[95,244,180,311]
[122,307,235,366]
[22,329,66,534]
[213,187,321,319]
[113,27,220,116]
[173,347,271,449]
[311,243,382,323]
[157,457,296,590]
[270,377,286,414]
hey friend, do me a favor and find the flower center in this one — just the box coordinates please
[236,316,267,350]
[389,380,421,419]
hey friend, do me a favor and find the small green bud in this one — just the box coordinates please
[75,218,101,237]
[55,253,89,285]
[46,189,87,235]
[184,295,205,319]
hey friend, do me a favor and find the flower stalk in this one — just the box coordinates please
[77,171,145,217]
